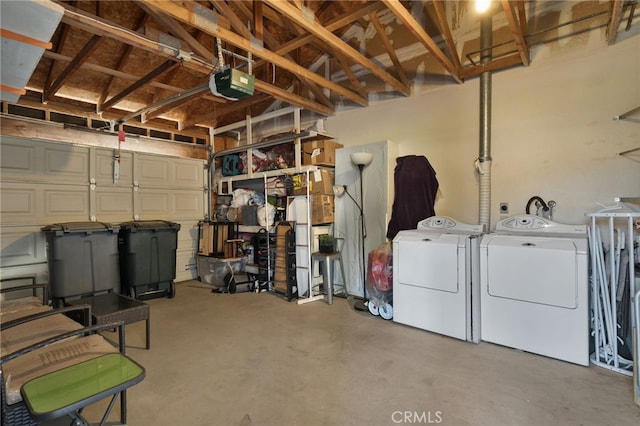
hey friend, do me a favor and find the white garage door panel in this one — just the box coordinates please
[136,154,205,189]
[1,141,36,176]
[1,186,37,223]
[44,145,89,182]
[175,221,198,251]
[137,156,169,186]
[94,188,133,222]
[0,184,87,223]
[174,160,204,187]
[136,190,204,220]
[137,190,170,218]
[1,137,206,285]
[44,187,89,219]
[94,149,133,186]
[176,248,196,281]
[0,264,49,292]
[172,222,199,282]
[1,139,88,184]
[0,226,46,267]
[175,191,205,218]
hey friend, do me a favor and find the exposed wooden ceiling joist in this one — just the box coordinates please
[383,0,463,84]
[501,0,530,66]
[140,0,369,107]
[43,34,104,102]
[432,0,462,72]
[607,0,625,45]
[138,3,214,62]
[369,11,410,88]
[263,0,410,96]
[98,12,149,108]
[2,0,636,144]
[101,59,178,112]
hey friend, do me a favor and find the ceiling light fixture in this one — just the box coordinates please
[475,0,491,13]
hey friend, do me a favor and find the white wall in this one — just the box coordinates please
[326,35,640,228]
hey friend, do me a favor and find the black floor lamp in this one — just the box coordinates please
[333,151,373,311]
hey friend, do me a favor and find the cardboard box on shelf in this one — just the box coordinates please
[302,140,344,166]
[292,169,335,196]
[312,195,334,225]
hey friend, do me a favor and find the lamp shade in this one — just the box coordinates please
[333,185,346,197]
[350,152,373,167]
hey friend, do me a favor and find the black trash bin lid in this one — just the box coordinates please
[119,220,181,232]
[41,222,119,235]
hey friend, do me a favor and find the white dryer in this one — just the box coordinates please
[393,216,484,343]
[480,215,589,366]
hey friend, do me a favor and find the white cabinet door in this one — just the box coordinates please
[334,140,397,297]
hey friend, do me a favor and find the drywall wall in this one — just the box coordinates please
[326,34,639,229]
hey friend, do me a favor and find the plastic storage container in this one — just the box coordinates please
[118,220,181,300]
[42,222,120,305]
[196,255,245,289]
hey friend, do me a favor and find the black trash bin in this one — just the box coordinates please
[118,220,181,300]
[42,222,120,307]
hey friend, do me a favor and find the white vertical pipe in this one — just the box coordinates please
[478,15,492,230]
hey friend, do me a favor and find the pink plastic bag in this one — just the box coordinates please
[366,242,393,297]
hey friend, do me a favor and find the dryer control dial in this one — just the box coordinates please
[418,216,456,229]
[500,216,549,230]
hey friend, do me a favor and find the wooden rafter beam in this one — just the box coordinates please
[460,53,523,79]
[17,91,209,138]
[139,0,366,107]
[181,77,335,130]
[333,51,367,97]
[139,3,214,61]
[100,60,179,112]
[263,0,409,96]
[143,83,209,122]
[382,0,462,84]
[432,0,461,72]
[180,93,270,130]
[250,2,384,72]
[140,0,366,107]
[43,50,222,104]
[150,66,180,104]
[501,0,530,66]
[212,0,333,109]
[98,11,149,108]
[56,2,332,119]
[46,1,76,95]
[369,11,409,87]
[516,1,527,37]
[607,0,624,45]
[230,4,338,110]
[253,1,264,43]
[58,3,212,74]
[43,34,104,102]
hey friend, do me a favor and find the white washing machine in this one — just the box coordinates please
[393,216,484,343]
[480,215,589,366]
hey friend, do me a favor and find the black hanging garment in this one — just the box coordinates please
[386,155,439,240]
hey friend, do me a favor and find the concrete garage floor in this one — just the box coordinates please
[47,280,639,426]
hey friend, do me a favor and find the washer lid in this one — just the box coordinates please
[394,229,469,246]
[416,216,484,235]
[495,215,587,237]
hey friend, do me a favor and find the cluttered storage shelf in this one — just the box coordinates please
[198,113,343,302]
